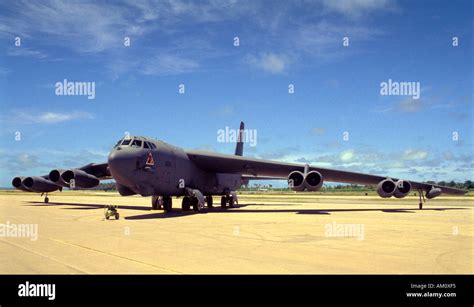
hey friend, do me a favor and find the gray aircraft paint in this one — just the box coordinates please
[12,122,467,208]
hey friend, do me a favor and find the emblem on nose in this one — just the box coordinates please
[146,152,155,166]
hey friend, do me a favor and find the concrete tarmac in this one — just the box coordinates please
[0,191,472,274]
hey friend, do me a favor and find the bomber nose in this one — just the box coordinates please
[108,148,135,181]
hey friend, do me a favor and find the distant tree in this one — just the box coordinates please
[464,180,473,189]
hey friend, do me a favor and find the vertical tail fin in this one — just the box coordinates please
[234,121,244,156]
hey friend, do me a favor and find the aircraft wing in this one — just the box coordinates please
[186,150,467,195]
[77,162,112,180]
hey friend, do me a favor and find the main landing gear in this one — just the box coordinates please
[206,195,213,208]
[182,194,213,213]
[152,191,232,214]
[417,189,425,210]
[221,192,238,209]
[162,196,172,213]
[151,196,172,212]
[41,193,49,203]
[181,188,206,213]
[151,196,163,210]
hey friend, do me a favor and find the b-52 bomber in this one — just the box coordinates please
[12,122,467,211]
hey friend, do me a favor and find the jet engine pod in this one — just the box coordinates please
[22,176,60,193]
[12,176,31,192]
[393,180,411,198]
[61,169,99,188]
[426,187,442,199]
[376,178,396,198]
[304,170,324,191]
[288,171,305,191]
[48,169,70,187]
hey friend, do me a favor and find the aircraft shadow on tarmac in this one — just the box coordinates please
[26,201,151,211]
[26,201,468,220]
[125,206,468,219]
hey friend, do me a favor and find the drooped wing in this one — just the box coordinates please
[186,150,467,195]
[78,162,111,179]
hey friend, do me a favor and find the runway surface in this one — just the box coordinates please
[1,191,472,274]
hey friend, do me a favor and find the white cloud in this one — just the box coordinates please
[0,0,255,54]
[247,52,290,74]
[0,0,394,77]
[141,54,199,76]
[6,47,47,59]
[402,149,428,160]
[321,0,392,19]
[340,149,355,162]
[11,111,94,124]
[398,98,424,113]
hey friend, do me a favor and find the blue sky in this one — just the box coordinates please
[0,0,472,187]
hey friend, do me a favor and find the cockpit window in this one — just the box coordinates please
[131,140,142,148]
[114,137,152,149]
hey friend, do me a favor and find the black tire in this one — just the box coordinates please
[182,197,191,211]
[419,203,423,210]
[227,196,234,208]
[163,197,172,213]
[152,196,159,210]
[44,197,49,203]
[115,213,120,220]
[192,197,199,211]
[221,196,227,209]
[206,196,213,208]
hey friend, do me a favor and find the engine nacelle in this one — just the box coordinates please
[48,169,70,187]
[12,176,32,192]
[393,180,411,198]
[304,171,324,191]
[22,176,60,193]
[61,169,99,189]
[426,187,442,199]
[376,179,396,198]
[288,171,305,191]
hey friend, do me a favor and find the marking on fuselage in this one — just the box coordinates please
[146,152,155,166]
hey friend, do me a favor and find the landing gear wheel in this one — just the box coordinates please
[115,213,120,220]
[152,196,161,210]
[417,189,424,210]
[163,196,173,213]
[206,195,213,208]
[191,197,206,213]
[227,195,235,208]
[182,197,191,211]
[221,196,227,209]
[44,197,49,203]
